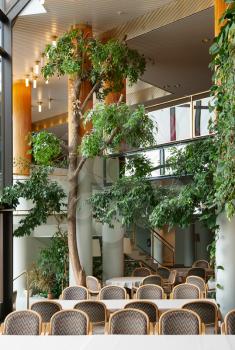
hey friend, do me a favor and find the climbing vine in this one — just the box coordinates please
[210,0,235,219]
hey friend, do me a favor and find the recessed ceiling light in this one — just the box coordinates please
[117,10,127,15]
[38,101,43,113]
[202,38,211,43]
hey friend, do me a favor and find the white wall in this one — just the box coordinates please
[216,212,235,317]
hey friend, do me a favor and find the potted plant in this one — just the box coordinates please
[29,263,57,299]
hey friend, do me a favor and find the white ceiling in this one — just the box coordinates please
[12,0,214,124]
[13,0,175,121]
[128,7,214,103]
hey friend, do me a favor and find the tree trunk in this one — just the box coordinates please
[67,77,86,286]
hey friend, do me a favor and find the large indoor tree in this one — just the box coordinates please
[41,28,156,284]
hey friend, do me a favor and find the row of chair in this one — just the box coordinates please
[62,282,206,301]
[133,266,209,281]
[2,299,232,335]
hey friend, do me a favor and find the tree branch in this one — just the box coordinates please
[73,156,87,179]
[81,81,100,113]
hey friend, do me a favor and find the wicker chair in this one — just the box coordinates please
[108,308,149,335]
[182,300,218,334]
[171,283,201,299]
[74,301,107,335]
[163,269,177,294]
[142,275,162,286]
[186,276,207,298]
[193,260,210,268]
[86,276,101,298]
[136,284,165,299]
[31,300,62,334]
[221,309,235,335]
[158,309,203,335]
[99,285,127,300]
[187,267,206,280]
[132,267,151,277]
[156,266,171,279]
[50,309,89,335]
[124,301,159,323]
[61,286,89,300]
[3,310,42,335]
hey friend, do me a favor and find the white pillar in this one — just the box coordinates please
[153,237,163,264]
[184,226,194,267]
[216,212,235,317]
[13,237,28,296]
[76,159,93,276]
[102,221,124,281]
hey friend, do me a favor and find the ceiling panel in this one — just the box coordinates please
[128,8,214,101]
[12,1,214,123]
[13,0,175,121]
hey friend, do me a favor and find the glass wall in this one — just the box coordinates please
[121,94,214,180]
[193,96,214,136]
[149,103,191,144]
[149,94,214,145]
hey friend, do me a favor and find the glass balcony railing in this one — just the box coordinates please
[104,91,215,182]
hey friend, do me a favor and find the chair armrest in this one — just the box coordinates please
[201,323,206,335]
[149,323,154,335]
[155,322,159,335]
[88,323,93,335]
[104,322,109,335]
[0,323,4,334]
[221,322,226,335]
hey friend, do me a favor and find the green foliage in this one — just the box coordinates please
[90,39,146,96]
[29,228,69,298]
[209,2,235,219]
[150,139,218,231]
[0,166,66,237]
[90,173,169,229]
[29,131,64,167]
[42,29,146,97]
[81,103,156,157]
[123,154,153,178]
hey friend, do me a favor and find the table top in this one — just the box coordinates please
[105,276,144,288]
[34,298,217,313]
[0,335,235,350]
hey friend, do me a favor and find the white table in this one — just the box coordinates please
[105,276,144,289]
[32,298,217,314]
[0,335,235,350]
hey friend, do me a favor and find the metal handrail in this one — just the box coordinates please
[152,229,175,252]
[151,231,175,267]
[136,243,162,268]
[13,270,29,309]
[124,258,156,273]
[146,89,211,111]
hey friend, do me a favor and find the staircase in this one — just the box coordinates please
[124,229,175,272]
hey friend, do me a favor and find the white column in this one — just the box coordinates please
[184,226,194,267]
[76,159,93,276]
[153,237,163,264]
[13,237,28,296]
[216,212,235,317]
[102,221,124,281]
